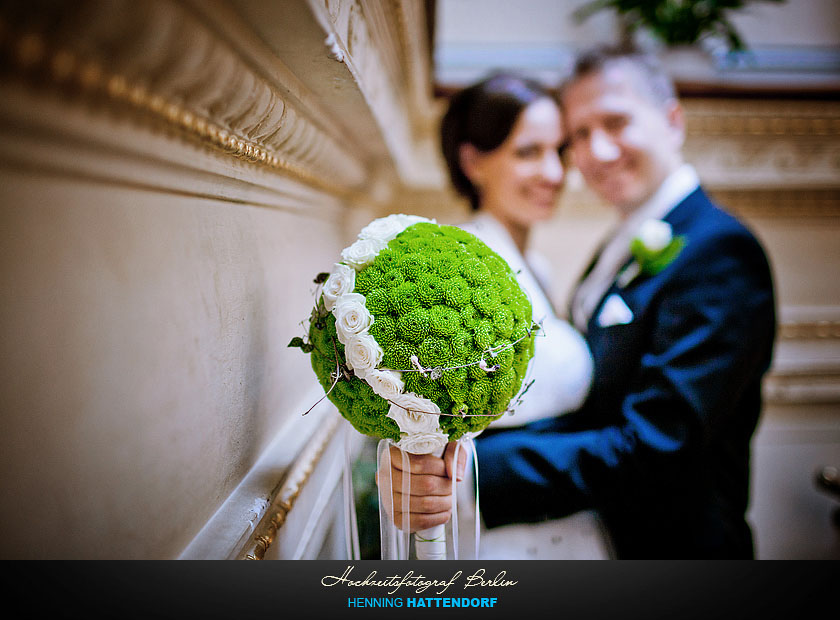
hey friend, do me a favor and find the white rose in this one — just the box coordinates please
[340,237,386,271]
[387,392,441,435]
[344,332,383,375]
[333,293,372,344]
[363,368,404,402]
[397,431,448,455]
[321,263,355,312]
[636,219,673,253]
[358,215,408,244]
[396,214,435,230]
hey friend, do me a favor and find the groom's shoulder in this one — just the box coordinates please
[680,187,765,249]
[670,189,773,284]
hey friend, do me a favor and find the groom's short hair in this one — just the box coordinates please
[564,46,677,108]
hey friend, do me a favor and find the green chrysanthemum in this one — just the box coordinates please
[368,314,397,348]
[428,304,460,338]
[391,281,420,315]
[382,339,417,371]
[364,287,392,315]
[430,252,460,278]
[397,307,430,344]
[354,267,384,295]
[298,216,538,442]
[444,276,471,308]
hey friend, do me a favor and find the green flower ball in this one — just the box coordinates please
[306,220,537,442]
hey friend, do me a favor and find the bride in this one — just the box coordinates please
[434,72,611,559]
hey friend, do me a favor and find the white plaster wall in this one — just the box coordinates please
[749,404,840,559]
[0,165,347,558]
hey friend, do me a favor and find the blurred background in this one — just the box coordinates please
[0,0,838,559]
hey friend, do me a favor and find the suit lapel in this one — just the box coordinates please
[583,188,709,333]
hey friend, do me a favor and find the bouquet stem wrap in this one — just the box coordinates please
[376,436,480,560]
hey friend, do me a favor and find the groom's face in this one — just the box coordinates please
[562,63,685,215]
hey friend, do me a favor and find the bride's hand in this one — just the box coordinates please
[376,442,467,532]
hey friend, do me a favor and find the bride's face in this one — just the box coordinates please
[463,97,565,229]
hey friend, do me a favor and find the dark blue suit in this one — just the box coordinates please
[476,188,776,558]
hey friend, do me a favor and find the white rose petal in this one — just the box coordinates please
[395,214,435,230]
[322,263,356,312]
[344,333,383,375]
[364,368,404,402]
[387,392,441,435]
[333,293,372,344]
[637,219,673,253]
[397,431,448,455]
[340,237,386,271]
[358,215,409,244]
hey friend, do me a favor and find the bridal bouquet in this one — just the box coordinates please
[290,213,539,558]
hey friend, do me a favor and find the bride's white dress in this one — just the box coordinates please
[455,212,613,559]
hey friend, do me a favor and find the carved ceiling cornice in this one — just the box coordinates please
[0,0,440,199]
[0,0,365,194]
[303,0,443,188]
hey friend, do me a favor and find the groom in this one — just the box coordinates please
[386,47,777,558]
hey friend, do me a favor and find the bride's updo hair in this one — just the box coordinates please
[440,72,553,211]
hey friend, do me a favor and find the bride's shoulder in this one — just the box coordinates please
[539,314,587,346]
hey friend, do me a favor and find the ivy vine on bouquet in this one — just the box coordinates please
[290,213,540,559]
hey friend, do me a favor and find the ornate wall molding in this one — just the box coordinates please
[242,412,341,560]
[178,393,351,560]
[764,368,840,405]
[307,0,443,188]
[709,189,840,218]
[0,0,371,196]
[684,100,840,139]
[779,320,840,340]
[765,315,840,405]
[682,99,840,190]
[392,0,435,133]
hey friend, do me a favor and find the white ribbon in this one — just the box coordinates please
[377,439,409,559]
[469,436,481,559]
[343,420,361,560]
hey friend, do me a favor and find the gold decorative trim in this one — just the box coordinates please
[710,189,840,218]
[0,2,368,196]
[686,114,840,138]
[763,373,840,405]
[242,413,342,560]
[680,100,840,190]
[683,99,840,138]
[779,321,840,340]
[765,320,840,404]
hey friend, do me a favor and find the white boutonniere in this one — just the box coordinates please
[617,219,686,288]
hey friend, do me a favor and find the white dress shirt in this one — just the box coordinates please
[570,164,700,332]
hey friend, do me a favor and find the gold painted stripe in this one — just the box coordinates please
[243,413,342,560]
